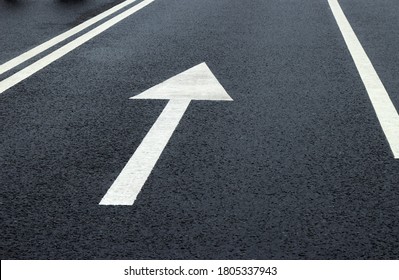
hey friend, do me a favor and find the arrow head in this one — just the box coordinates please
[130,62,233,101]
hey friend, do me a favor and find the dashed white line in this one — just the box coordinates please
[0,0,154,95]
[329,0,399,159]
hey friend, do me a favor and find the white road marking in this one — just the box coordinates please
[0,0,139,76]
[99,63,233,205]
[329,0,399,159]
[0,0,154,95]
[100,99,191,206]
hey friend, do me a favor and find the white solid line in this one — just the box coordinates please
[0,0,138,76]
[328,0,399,159]
[0,0,154,95]
[99,99,191,205]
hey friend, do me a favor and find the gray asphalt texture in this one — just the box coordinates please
[1,0,399,259]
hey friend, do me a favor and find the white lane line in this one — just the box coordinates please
[99,99,191,205]
[0,0,154,95]
[328,0,399,159]
[0,0,139,76]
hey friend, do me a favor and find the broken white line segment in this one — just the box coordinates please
[0,0,139,76]
[0,0,154,95]
[99,63,233,205]
[329,0,399,159]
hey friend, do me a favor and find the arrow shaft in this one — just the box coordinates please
[99,99,191,205]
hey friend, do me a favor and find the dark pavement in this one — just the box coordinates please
[1,0,399,259]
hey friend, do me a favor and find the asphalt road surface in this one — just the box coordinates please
[1,0,399,259]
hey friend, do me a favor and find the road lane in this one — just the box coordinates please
[1,0,399,259]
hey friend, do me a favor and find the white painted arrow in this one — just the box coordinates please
[99,62,233,205]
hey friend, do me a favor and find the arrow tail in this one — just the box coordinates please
[99,99,191,205]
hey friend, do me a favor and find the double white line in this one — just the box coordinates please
[0,0,154,94]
